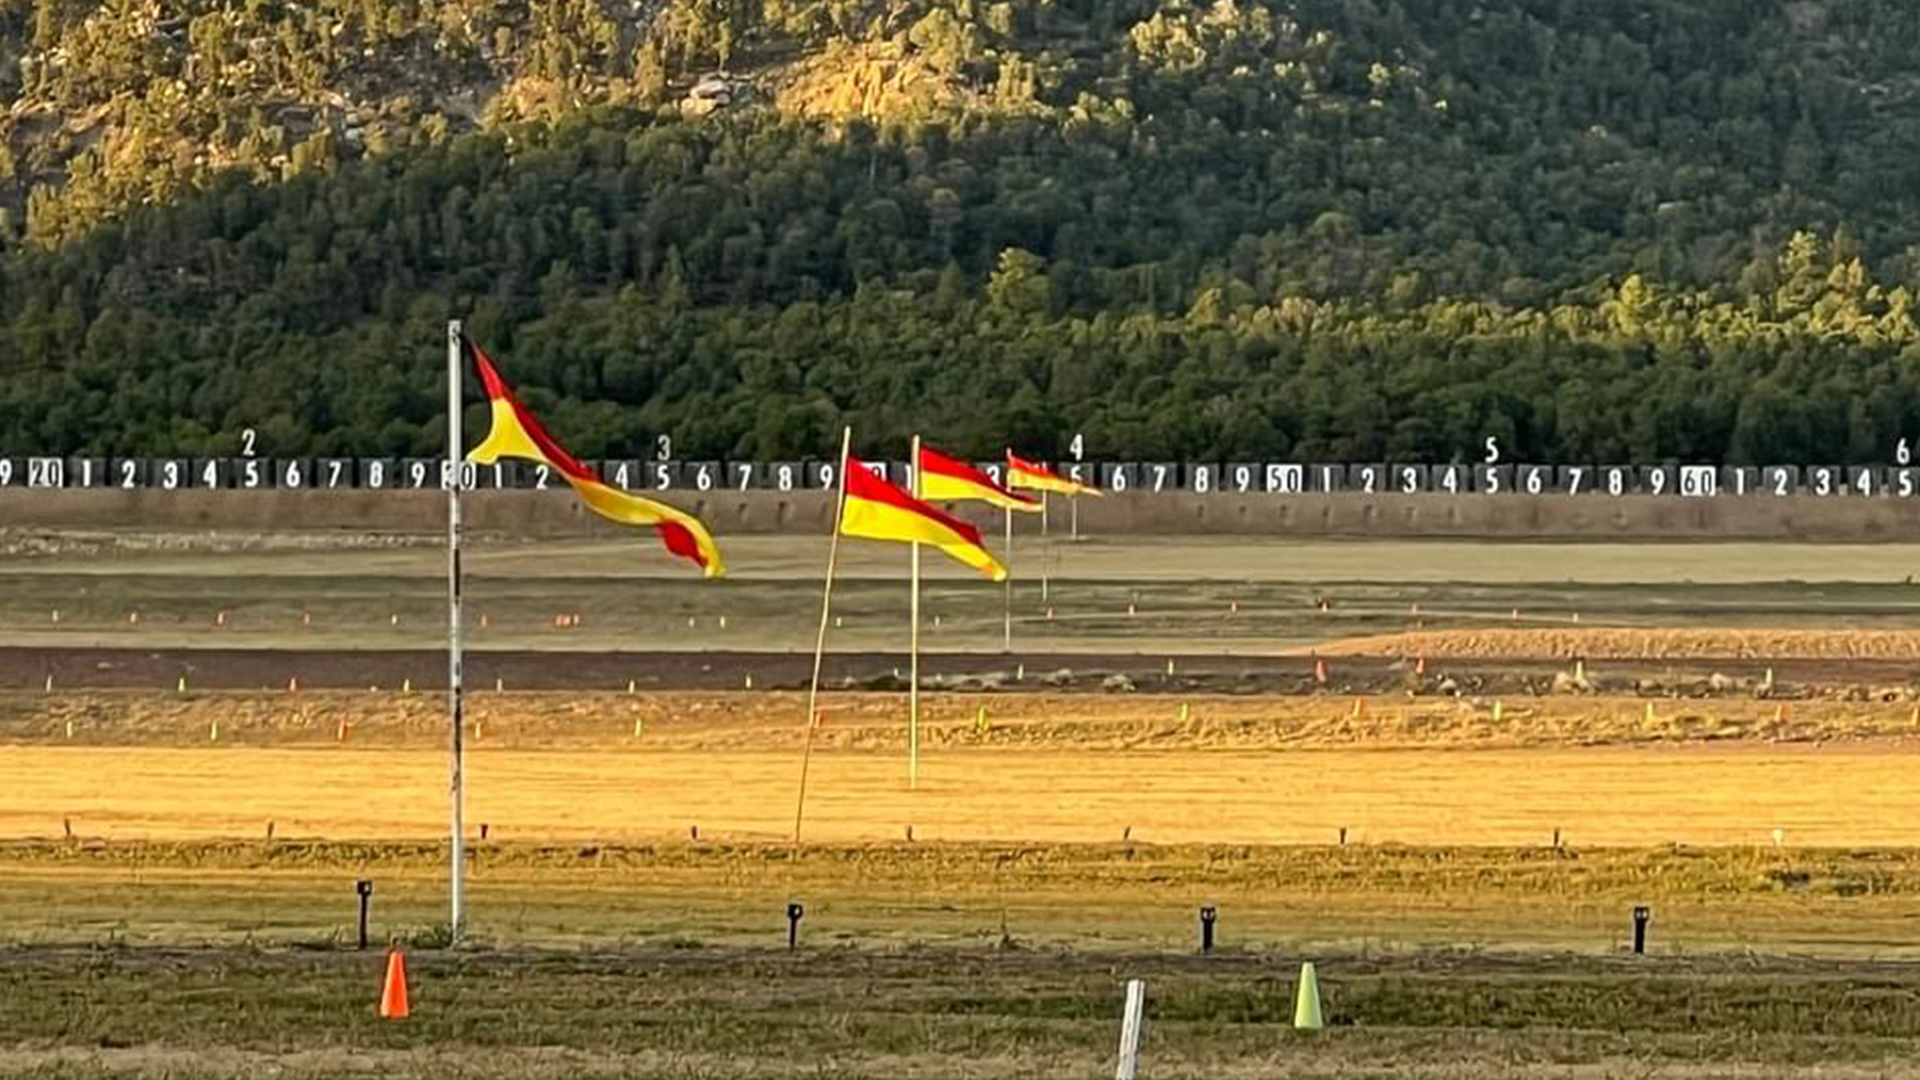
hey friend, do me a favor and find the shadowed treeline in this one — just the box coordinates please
[4,1,1920,462]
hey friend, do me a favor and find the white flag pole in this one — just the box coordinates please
[909,434,922,791]
[445,319,467,942]
[793,426,854,845]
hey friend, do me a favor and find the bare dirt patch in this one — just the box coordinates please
[1319,627,1920,661]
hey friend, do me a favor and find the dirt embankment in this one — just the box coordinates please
[1319,628,1920,661]
[7,690,1920,752]
[11,488,1920,539]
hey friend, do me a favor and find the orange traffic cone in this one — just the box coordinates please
[379,950,410,1019]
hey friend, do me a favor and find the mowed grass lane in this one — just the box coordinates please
[2,949,1919,1079]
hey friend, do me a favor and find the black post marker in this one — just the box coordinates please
[786,902,804,951]
[356,880,374,951]
[1632,905,1651,955]
[1199,905,1217,955]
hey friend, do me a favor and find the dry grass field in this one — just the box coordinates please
[5,690,1920,848]
[6,532,1920,1077]
[11,740,1920,848]
[9,946,1920,1079]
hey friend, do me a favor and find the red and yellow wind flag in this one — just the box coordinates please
[1006,451,1102,497]
[841,455,1007,581]
[917,445,1040,513]
[466,341,724,577]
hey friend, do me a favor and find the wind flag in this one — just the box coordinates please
[917,445,1041,512]
[465,340,725,577]
[840,455,1007,581]
[1006,451,1103,497]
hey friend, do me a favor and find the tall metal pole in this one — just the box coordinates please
[1002,504,1013,653]
[908,434,921,791]
[445,319,467,942]
[793,426,853,845]
[1040,493,1050,603]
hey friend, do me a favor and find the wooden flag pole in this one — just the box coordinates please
[445,319,467,942]
[793,426,854,845]
[908,434,922,791]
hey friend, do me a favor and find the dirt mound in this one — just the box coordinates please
[1316,628,1920,661]
[6,689,1918,754]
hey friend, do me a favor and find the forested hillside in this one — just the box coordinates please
[4,0,1920,462]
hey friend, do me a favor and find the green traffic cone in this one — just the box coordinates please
[1293,961,1323,1031]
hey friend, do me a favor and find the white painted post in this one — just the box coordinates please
[1115,978,1147,1080]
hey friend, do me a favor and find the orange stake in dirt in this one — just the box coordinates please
[379,951,410,1019]
[287,677,299,694]
[1313,659,1328,685]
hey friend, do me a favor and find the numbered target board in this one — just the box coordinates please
[1139,463,1179,493]
[1264,464,1305,494]
[1349,464,1387,495]
[12,454,1920,498]
[685,461,723,493]
[65,458,108,488]
[765,462,803,492]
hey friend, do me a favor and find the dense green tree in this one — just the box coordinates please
[4,2,1920,461]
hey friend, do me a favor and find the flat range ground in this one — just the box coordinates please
[6,531,1920,1077]
[7,532,1920,656]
